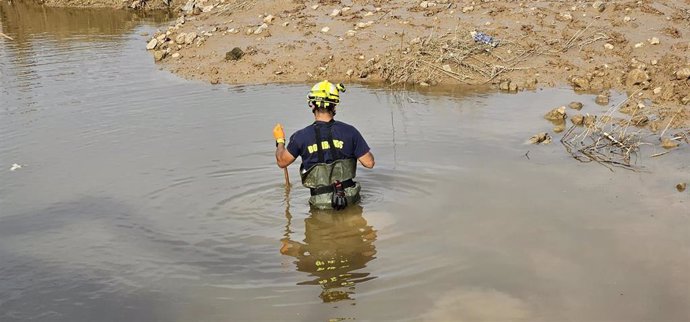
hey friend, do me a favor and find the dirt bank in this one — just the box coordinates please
[148,1,688,125]
[40,0,170,10]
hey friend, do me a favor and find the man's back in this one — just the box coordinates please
[287,120,370,171]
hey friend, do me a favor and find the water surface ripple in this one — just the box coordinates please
[1,3,689,322]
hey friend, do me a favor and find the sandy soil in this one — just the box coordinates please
[142,1,689,129]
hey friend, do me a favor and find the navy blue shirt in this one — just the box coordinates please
[287,120,370,171]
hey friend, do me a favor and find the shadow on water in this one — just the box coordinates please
[281,204,378,303]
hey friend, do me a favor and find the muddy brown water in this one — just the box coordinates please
[1,3,689,322]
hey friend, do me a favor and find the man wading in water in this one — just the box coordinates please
[273,81,375,210]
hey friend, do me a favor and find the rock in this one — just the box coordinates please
[681,96,690,105]
[175,33,186,44]
[192,6,202,15]
[625,69,649,86]
[172,52,181,59]
[462,6,474,13]
[571,114,585,125]
[631,115,649,126]
[346,30,357,37]
[420,1,429,8]
[553,121,566,133]
[604,43,614,50]
[321,26,330,33]
[263,15,275,24]
[583,115,596,127]
[675,67,690,80]
[184,32,198,45]
[330,9,341,16]
[311,4,319,10]
[346,69,354,77]
[570,75,590,90]
[624,16,631,22]
[544,106,567,121]
[181,0,196,13]
[341,7,351,13]
[146,38,158,50]
[593,1,606,12]
[419,82,430,87]
[528,132,551,145]
[499,79,511,91]
[254,24,268,35]
[661,137,679,149]
[246,28,254,35]
[508,82,518,92]
[677,183,687,192]
[225,47,244,61]
[359,70,369,78]
[634,42,644,48]
[356,21,374,29]
[568,101,583,110]
[442,64,452,72]
[653,87,662,95]
[153,50,167,62]
[648,37,660,45]
[595,92,610,105]
[559,12,573,21]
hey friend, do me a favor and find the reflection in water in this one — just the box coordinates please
[281,204,377,303]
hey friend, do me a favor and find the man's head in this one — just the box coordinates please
[308,80,346,116]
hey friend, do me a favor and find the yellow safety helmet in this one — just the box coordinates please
[308,80,346,109]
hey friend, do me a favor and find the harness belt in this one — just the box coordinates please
[309,179,356,196]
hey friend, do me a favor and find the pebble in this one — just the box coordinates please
[153,50,167,62]
[253,23,268,35]
[653,87,662,94]
[172,52,181,58]
[263,15,275,24]
[330,9,341,16]
[661,137,679,149]
[321,26,330,33]
[311,4,319,10]
[342,7,351,13]
[677,183,687,192]
[282,22,289,27]
[604,43,614,50]
[593,1,606,12]
[364,12,374,17]
[648,37,660,45]
[356,21,374,29]
[462,6,474,13]
[346,30,357,37]
[346,69,354,77]
[623,16,631,22]
[175,33,186,44]
[634,42,644,48]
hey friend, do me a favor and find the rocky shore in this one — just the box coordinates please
[45,0,690,156]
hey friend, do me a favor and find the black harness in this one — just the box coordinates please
[308,121,356,202]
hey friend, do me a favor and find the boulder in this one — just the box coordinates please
[571,114,585,125]
[153,50,167,62]
[225,47,244,61]
[184,32,198,45]
[544,106,567,121]
[569,76,590,90]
